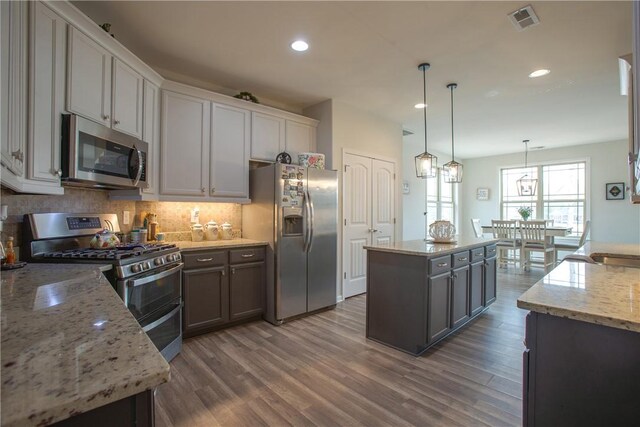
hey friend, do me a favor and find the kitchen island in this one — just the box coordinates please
[1,264,170,427]
[518,242,640,426]
[365,238,498,356]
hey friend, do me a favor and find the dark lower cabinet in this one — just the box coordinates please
[523,312,640,426]
[183,266,228,333]
[483,255,497,305]
[52,390,154,427]
[428,272,451,342]
[469,261,484,316]
[450,265,470,329]
[229,261,265,321]
[182,246,265,338]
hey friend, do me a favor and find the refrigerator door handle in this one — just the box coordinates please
[307,190,315,252]
[303,191,311,252]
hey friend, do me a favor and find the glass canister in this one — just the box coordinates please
[221,222,233,240]
[191,223,204,242]
[204,220,219,241]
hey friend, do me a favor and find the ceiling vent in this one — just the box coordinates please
[508,5,540,31]
[402,129,414,136]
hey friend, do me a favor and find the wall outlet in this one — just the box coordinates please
[123,210,130,225]
[190,207,200,224]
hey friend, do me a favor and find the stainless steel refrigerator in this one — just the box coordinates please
[242,163,338,325]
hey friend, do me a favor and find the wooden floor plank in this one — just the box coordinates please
[156,265,542,426]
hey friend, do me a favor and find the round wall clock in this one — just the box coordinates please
[276,152,292,164]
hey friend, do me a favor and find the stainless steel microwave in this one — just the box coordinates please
[61,114,148,190]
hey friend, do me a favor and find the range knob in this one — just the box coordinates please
[154,257,165,266]
[165,254,175,263]
[142,261,151,270]
[131,263,142,273]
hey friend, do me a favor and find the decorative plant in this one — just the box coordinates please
[99,23,115,38]
[517,206,533,221]
[233,91,259,104]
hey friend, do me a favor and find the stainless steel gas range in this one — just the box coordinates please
[23,213,183,361]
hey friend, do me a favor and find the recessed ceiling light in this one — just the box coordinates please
[290,40,308,52]
[414,103,427,109]
[529,69,550,78]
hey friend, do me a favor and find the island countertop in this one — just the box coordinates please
[1,264,170,427]
[364,237,498,257]
[517,241,640,333]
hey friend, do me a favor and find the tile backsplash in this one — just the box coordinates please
[0,187,242,247]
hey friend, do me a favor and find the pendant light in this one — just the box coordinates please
[516,139,538,196]
[443,83,463,183]
[414,63,437,178]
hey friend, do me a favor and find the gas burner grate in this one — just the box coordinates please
[42,243,177,260]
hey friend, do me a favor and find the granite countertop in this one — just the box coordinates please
[1,264,170,427]
[517,241,640,332]
[364,237,498,257]
[176,238,268,251]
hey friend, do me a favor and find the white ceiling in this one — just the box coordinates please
[72,1,633,159]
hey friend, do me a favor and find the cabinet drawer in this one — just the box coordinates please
[230,247,265,264]
[471,247,485,262]
[485,244,497,258]
[429,255,452,276]
[183,250,227,269]
[452,251,470,268]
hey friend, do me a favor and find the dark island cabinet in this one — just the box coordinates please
[483,246,497,305]
[182,246,265,337]
[428,272,451,342]
[366,242,498,356]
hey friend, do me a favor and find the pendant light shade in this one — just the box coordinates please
[415,63,437,178]
[516,139,538,196]
[443,83,463,183]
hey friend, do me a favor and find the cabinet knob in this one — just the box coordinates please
[211,187,216,194]
[437,262,448,267]
[55,169,62,177]
[102,114,110,121]
[114,119,120,125]
[201,187,205,193]
[231,267,235,275]
[222,270,225,276]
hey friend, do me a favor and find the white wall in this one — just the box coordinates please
[459,139,640,243]
[305,99,404,300]
[401,133,452,240]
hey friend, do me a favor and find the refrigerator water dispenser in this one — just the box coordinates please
[282,207,303,236]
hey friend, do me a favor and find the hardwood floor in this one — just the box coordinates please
[156,267,544,427]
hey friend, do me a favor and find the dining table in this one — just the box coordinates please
[481,225,573,237]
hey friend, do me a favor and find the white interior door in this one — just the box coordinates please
[372,159,395,247]
[343,153,372,299]
[343,153,396,299]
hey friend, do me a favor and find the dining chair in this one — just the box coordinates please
[554,220,591,262]
[520,220,556,273]
[471,219,483,238]
[545,219,555,227]
[491,220,519,268]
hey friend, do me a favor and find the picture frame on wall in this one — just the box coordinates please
[476,188,489,200]
[606,182,625,200]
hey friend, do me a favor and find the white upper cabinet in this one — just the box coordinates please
[210,104,250,199]
[67,26,111,125]
[142,80,159,194]
[112,58,143,138]
[161,90,210,197]
[251,111,285,162]
[28,1,66,184]
[67,26,143,138]
[285,120,315,164]
[1,0,27,177]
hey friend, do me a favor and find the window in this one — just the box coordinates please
[426,168,458,229]
[500,161,587,236]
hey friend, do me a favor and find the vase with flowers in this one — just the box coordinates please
[517,206,533,221]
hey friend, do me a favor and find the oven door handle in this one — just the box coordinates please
[127,263,184,288]
[142,302,182,333]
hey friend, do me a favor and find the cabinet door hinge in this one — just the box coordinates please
[394,218,396,224]
[344,219,347,226]
[344,165,348,173]
[393,173,396,179]
[344,272,347,279]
